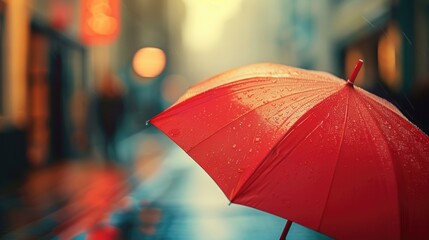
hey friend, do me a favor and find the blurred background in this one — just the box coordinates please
[0,0,428,239]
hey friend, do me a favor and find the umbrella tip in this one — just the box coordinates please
[347,59,364,85]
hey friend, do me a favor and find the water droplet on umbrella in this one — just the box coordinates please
[238,168,244,173]
[249,148,253,153]
[232,127,236,130]
[232,144,236,148]
[255,137,261,142]
[248,124,252,127]
[168,128,181,137]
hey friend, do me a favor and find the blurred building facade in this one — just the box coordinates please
[0,0,177,186]
[0,0,92,186]
[0,0,86,186]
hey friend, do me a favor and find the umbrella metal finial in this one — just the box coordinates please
[347,59,364,85]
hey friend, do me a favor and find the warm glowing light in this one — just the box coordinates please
[378,23,402,91]
[81,0,120,45]
[133,47,167,78]
[183,0,243,51]
[88,16,118,35]
[6,0,30,126]
[87,1,118,35]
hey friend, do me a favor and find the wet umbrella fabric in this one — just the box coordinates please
[150,62,429,239]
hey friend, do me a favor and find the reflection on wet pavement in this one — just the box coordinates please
[1,133,333,239]
[0,161,128,239]
[115,133,333,240]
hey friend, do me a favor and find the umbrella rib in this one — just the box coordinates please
[270,90,333,137]
[354,87,407,120]
[160,80,333,120]
[231,89,342,201]
[227,88,340,200]
[317,88,350,230]
[255,111,327,181]
[201,74,339,92]
[357,93,403,237]
[219,77,333,97]
[206,77,336,99]
[173,76,339,110]
[186,86,329,153]
[264,90,329,123]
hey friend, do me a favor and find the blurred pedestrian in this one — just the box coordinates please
[95,71,125,161]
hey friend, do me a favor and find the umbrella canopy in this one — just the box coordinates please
[150,61,429,240]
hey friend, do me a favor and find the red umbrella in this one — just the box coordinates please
[150,60,429,239]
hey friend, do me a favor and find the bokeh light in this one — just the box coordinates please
[132,47,166,79]
[378,23,402,91]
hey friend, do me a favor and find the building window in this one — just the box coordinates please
[378,22,402,91]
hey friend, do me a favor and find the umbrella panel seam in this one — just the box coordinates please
[158,80,333,122]
[354,87,408,122]
[317,87,350,230]
[228,89,337,200]
[184,86,335,154]
[232,87,346,203]
[357,91,405,238]
[171,75,342,110]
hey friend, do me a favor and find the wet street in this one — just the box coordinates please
[1,131,332,239]
[122,140,334,240]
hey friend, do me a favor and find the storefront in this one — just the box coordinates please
[0,0,90,186]
[27,19,89,164]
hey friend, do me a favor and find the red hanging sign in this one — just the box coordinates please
[81,0,120,45]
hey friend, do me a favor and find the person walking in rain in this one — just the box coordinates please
[95,71,125,161]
